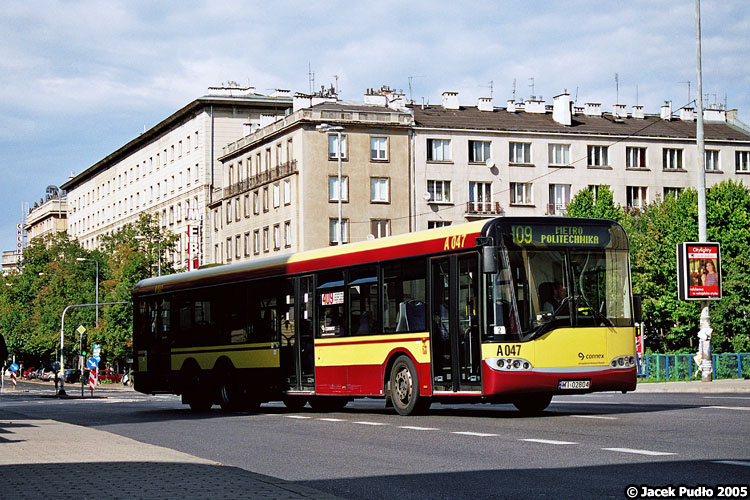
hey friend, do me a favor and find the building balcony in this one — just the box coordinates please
[465,201,504,216]
[223,160,297,199]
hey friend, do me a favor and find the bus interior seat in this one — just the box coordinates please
[356,312,371,335]
[396,300,426,332]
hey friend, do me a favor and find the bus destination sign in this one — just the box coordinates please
[509,224,611,247]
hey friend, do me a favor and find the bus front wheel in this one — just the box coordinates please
[512,393,553,415]
[390,356,425,416]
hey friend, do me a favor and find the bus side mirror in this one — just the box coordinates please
[482,245,498,274]
[633,295,643,323]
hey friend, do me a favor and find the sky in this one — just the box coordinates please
[2,0,749,252]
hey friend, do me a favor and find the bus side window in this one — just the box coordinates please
[317,271,346,338]
[349,266,378,336]
[383,258,426,333]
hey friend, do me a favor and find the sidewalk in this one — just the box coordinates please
[634,377,750,393]
[0,409,341,500]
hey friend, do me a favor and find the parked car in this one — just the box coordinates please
[96,369,123,383]
[22,366,37,378]
[39,367,56,381]
[64,369,81,383]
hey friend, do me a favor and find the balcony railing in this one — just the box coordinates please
[546,203,567,216]
[223,161,297,198]
[465,201,503,215]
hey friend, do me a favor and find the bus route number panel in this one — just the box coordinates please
[510,224,611,247]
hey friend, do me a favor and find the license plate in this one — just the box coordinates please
[558,380,590,390]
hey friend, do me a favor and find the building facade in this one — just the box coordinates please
[410,92,750,230]
[60,88,293,269]
[24,187,68,242]
[211,88,413,264]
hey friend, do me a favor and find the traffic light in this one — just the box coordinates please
[81,338,87,357]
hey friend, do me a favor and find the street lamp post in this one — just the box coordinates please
[76,258,99,328]
[316,123,344,245]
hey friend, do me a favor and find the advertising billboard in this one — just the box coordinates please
[676,242,722,301]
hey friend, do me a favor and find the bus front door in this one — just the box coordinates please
[283,276,316,391]
[431,254,482,393]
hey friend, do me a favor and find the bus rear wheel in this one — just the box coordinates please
[390,355,425,416]
[512,393,553,415]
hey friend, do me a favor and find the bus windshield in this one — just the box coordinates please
[484,246,632,342]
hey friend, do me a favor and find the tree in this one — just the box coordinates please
[566,185,624,222]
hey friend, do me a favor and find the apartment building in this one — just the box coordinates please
[24,187,68,242]
[411,92,750,230]
[60,87,292,269]
[212,87,413,264]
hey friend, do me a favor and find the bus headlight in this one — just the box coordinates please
[487,358,533,372]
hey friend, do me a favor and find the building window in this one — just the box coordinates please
[548,184,571,215]
[627,186,648,210]
[663,148,683,170]
[469,140,491,163]
[510,182,532,205]
[244,194,250,217]
[284,179,292,205]
[328,134,347,159]
[253,190,260,215]
[548,144,570,166]
[169,206,175,224]
[226,200,232,224]
[243,233,250,256]
[226,238,232,262]
[469,181,492,206]
[263,227,270,252]
[214,244,220,263]
[284,220,292,248]
[626,147,648,169]
[587,145,609,167]
[509,142,531,164]
[287,139,294,164]
[664,187,682,199]
[370,219,390,239]
[427,139,451,162]
[329,176,349,202]
[276,143,282,167]
[273,224,280,250]
[370,137,388,160]
[253,229,260,255]
[736,151,750,172]
[370,177,389,203]
[428,220,451,229]
[235,235,241,260]
[273,183,280,208]
[329,219,349,244]
[265,148,271,171]
[263,186,269,212]
[427,180,451,203]
[705,150,720,171]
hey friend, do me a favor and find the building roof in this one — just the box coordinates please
[411,105,750,142]
[60,94,293,191]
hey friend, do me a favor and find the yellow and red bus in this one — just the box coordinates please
[132,217,638,415]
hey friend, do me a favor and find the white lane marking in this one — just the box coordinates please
[353,421,388,426]
[452,431,498,437]
[318,418,346,422]
[521,438,577,445]
[712,460,750,467]
[603,447,676,456]
[571,415,618,420]
[703,396,750,400]
[701,405,750,411]
[399,426,439,431]
[285,415,312,419]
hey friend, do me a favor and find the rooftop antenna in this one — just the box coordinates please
[679,80,692,104]
[615,73,619,103]
[529,77,535,99]
[408,76,424,104]
[333,74,339,94]
[636,85,639,106]
[488,80,494,99]
[574,86,579,104]
[512,78,517,101]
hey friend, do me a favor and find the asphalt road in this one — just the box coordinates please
[3,381,750,499]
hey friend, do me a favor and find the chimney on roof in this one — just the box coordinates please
[703,108,726,122]
[442,91,459,110]
[477,97,493,112]
[632,105,644,119]
[364,88,387,107]
[506,99,516,112]
[271,89,291,98]
[552,92,571,126]
[573,105,584,115]
[387,91,406,110]
[680,107,695,122]
[584,103,602,117]
[525,98,546,114]
[613,104,627,119]
[660,101,672,120]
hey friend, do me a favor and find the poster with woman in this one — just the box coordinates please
[676,242,722,300]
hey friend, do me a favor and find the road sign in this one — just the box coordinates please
[94,356,101,364]
[77,325,86,335]
[9,363,18,372]
[92,344,101,357]
[86,358,97,370]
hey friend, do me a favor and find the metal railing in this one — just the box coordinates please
[223,161,297,198]
[637,353,750,381]
[465,201,503,215]
[546,203,567,216]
